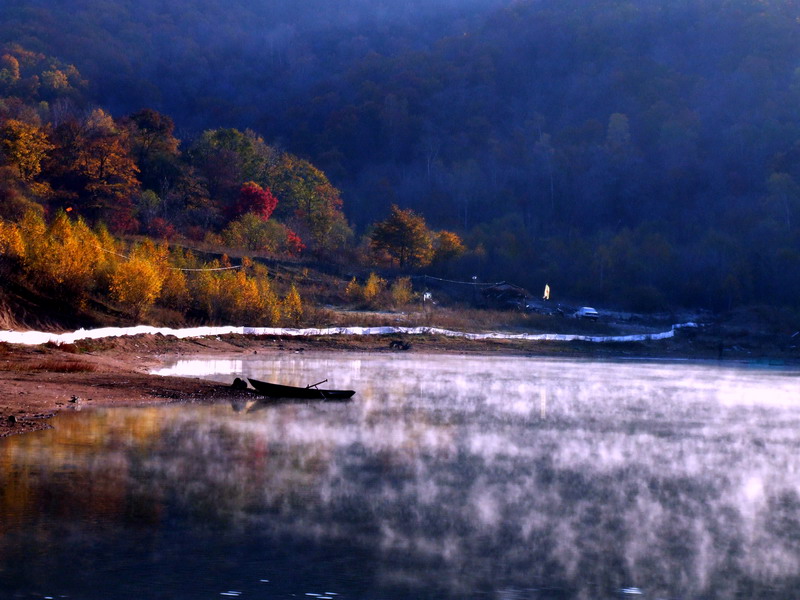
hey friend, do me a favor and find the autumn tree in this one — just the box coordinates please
[432,230,466,264]
[222,212,305,256]
[123,108,181,194]
[0,119,55,184]
[0,44,86,103]
[0,54,21,91]
[109,257,163,318]
[188,128,276,211]
[390,276,415,306]
[369,204,433,268]
[345,277,362,302]
[230,181,278,220]
[362,272,386,303]
[283,283,303,326]
[268,153,352,252]
[21,210,102,300]
[0,218,24,275]
[46,110,140,231]
[79,109,140,227]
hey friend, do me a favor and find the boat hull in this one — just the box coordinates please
[248,378,355,401]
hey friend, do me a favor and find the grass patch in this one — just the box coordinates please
[43,341,81,353]
[7,359,98,373]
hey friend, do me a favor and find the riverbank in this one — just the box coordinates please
[1,323,798,438]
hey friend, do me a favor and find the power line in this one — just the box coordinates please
[95,243,243,272]
[415,274,503,287]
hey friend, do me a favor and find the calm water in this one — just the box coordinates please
[1,352,799,600]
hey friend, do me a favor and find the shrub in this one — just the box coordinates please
[222,212,305,255]
[390,277,415,307]
[345,277,362,302]
[363,272,386,303]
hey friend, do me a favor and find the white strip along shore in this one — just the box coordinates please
[0,323,699,347]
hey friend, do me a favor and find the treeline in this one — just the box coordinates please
[2,1,800,311]
[280,0,800,310]
[0,43,354,256]
[0,44,468,322]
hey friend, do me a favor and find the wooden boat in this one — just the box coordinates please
[248,378,355,401]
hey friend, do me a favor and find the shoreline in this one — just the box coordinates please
[1,328,798,438]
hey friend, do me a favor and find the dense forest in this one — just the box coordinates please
[2,0,800,312]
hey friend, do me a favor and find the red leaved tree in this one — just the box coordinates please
[229,181,278,220]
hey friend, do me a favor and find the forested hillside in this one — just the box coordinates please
[2,0,800,312]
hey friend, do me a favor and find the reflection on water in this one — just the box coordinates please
[2,353,800,599]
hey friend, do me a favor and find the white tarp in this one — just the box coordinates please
[0,322,698,346]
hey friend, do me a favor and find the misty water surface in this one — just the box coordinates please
[1,353,799,599]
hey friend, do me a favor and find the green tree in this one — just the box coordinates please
[188,128,276,210]
[221,212,302,255]
[124,109,182,194]
[268,153,352,252]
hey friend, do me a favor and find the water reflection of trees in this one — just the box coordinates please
[3,357,800,598]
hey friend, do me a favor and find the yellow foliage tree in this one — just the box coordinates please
[258,276,282,325]
[159,267,189,310]
[93,223,122,289]
[192,264,224,321]
[225,270,264,324]
[0,219,24,259]
[109,257,163,318]
[433,230,467,264]
[345,277,362,302]
[283,284,303,326]
[22,210,102,299]
[390,277,415,307]
[363,272,386,303]
[0,119,55,182]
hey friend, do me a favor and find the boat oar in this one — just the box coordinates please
[306,379,328,389]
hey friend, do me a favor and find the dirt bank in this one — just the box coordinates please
[1,325,797,438]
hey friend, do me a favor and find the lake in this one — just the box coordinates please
[1,352,799,599]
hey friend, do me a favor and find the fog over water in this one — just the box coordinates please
[1,353,799,599]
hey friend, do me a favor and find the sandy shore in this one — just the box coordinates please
[1,327,796,438]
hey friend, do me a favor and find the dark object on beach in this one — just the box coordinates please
[231,377,248,390]
[7,415,17,425]
[389,340,411,350]
[248,378,355,401]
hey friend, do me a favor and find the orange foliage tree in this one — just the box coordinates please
[369,204,433,268]
[0,119,55,183]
